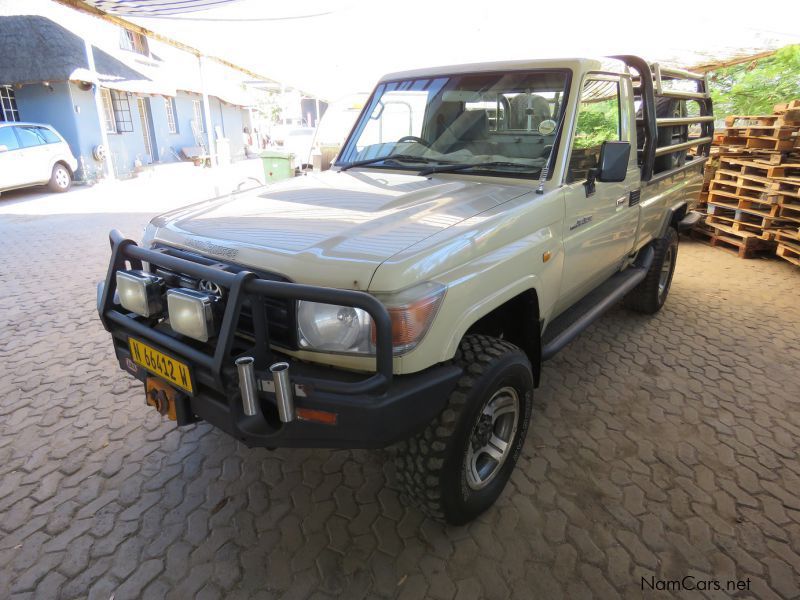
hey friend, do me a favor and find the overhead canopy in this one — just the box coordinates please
[88,0,800,101]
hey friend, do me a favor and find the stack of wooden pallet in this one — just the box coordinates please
[694,100,800,262]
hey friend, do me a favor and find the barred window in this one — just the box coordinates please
[0,87,20,122]
[165,97,178,134]
[111,90,133,133]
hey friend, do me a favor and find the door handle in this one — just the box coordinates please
[615,195,626,208]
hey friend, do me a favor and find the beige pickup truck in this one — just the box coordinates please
[98,55,713,524]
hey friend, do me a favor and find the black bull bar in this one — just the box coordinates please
[98,229,394,396]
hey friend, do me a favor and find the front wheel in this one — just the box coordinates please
[624,227,678,314]
[394,334,534,525]
[48,163,72,193]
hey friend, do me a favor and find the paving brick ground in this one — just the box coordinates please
[1,187,800,599]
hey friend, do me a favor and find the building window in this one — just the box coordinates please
[110,90,133,133]
[100,89,117,133]
[0,87,20,122]
[192,99,204,133]
[165,97,178,134]
[119,29,150,56]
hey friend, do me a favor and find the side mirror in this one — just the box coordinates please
[597,140,630,182]
[584,141,630,196]
[0,145,8,152]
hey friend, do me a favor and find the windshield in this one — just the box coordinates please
[337,70,570,178]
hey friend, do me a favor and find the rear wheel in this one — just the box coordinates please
[624,227,679,314]
[48,163,72,193]
[394,334,534,524]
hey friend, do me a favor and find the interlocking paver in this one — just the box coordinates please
[1,189,800,599]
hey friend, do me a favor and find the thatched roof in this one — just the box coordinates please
[0,15,146,86]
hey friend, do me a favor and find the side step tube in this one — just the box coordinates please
[541,246,654,361]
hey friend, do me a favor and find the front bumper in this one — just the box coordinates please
[99,230,461,448]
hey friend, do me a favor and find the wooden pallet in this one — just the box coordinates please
[705,210,792,239]
[719,157,800,179]
[776,240,800,266]
[745,137,797,152]
[708,180,774,203]
[775,228,800,243]
[777,202,800,221]
[770,177,800,198]
[702,221,777,257]
[724,125,797,139]
[726,114,800,128]
[773,101,800,116]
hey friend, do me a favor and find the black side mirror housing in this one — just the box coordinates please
[597,140,631,182]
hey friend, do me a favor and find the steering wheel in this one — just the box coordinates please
[397,135,431,148]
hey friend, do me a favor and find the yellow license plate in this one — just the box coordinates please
[128,338,194,394]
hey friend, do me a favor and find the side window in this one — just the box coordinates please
[15,126,45,148]
[0,126,20,150]
[566,79,622,184]
[36,127,61,144]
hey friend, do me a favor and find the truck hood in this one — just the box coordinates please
[151,170,529,289]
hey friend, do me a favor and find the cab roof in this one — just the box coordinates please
[0,121,56,128]
[379,57,630,82]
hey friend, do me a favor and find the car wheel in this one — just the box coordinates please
[394,334,534,525]
[48,163,72,193]
[624,227,679,314]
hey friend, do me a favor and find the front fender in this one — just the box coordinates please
[395,222,564,374]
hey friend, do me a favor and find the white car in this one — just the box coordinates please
[0,122,78,195]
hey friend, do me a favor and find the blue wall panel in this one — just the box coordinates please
[13,82,249,178]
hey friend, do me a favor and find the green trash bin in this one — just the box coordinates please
[260,150,294,184]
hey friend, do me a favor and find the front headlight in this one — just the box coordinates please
[297,282,445,356]
[297,302,372,354]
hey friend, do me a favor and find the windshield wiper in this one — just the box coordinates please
[418,161,541,176]
[339,154,441,171]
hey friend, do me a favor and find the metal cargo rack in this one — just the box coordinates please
[612,55,715,181]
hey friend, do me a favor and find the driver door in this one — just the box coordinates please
[0,126,26,190]
[554,75,640,314]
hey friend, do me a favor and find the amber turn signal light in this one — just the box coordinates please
[296,407,338,425]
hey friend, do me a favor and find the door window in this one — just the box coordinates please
[0,126,20,150]
[566,78,622,184]
[35,127,61,144]
[14,126,46,148]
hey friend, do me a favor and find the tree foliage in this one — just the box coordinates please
[573,98,619,149]
[709,45,800,116]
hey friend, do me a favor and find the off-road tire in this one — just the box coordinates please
[624,227,679,314]
[394,334,534,525]
[48,163,72,193]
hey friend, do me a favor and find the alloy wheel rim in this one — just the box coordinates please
[465,386,520,490]
[56,168,69,188]
[658,246,674,298]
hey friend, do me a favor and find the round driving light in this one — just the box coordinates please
[297,301,368,352]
